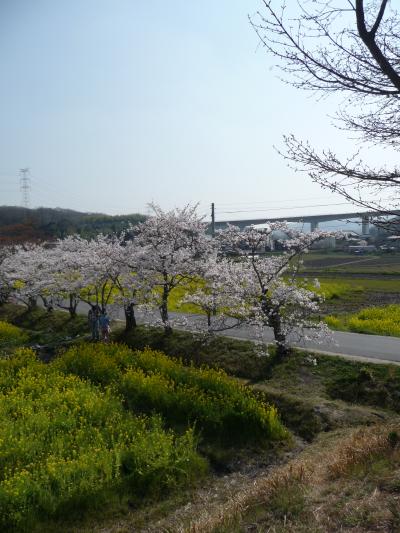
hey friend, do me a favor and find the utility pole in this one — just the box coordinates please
[211,202,215,237]
[19,168,31,208]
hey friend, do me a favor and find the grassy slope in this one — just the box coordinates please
[73,354,400,532]
[0,304,88,345]
[148,353,400,532]
[116,326,270,380]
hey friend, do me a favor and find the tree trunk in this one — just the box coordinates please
[160,283,172,334]
[269,311,290,361]
[28,296,37,311]
[69,294,78,318]
[40,296,53,312]
[124,303,137,332]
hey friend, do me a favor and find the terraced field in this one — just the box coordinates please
[301,251,400,276]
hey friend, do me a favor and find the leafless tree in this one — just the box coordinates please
[251,0,400,231]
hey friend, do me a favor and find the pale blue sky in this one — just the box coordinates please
[0,0,383,221]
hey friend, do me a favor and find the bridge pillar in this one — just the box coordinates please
[361,216,370,235]
[310,220,319,232]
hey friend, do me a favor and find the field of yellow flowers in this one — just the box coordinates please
[0,337,286,530]
[326,304,400,337]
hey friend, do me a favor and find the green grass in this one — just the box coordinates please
[326,304,400,337]
[260,350,400,413]
[314,280,361,300]
[0,304,88,346]
[319,277,400,293]
[116,325,270,380]
[166,279,205,314]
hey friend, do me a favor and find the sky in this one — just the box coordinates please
[0,0,391,223]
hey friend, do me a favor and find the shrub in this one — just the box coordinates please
[326,365,400,411]
[324,315,341,330]
[0,349,206,529]
[55,343,287,445]
[0,321,28,349]
[0,304,88,347]
[53,342,135,385]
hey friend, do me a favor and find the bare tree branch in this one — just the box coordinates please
[252,1,400,232]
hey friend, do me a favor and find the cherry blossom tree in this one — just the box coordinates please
[184,224,338,360]
[0,246,14,305]
[43,236,91,318]
[109,240,154,332]
[2,243,53,311]
[179,257,249,334]
[132,204,215,333]
[65,234,125,314]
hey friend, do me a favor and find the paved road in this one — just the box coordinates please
[77,302,400,365]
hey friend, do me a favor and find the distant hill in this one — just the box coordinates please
[0,206,146,244]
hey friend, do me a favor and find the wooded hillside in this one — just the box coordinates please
[0,206,146,244]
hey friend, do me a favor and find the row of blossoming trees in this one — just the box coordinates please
[0,204,338,359]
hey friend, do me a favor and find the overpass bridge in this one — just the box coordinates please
[213,210,400,235]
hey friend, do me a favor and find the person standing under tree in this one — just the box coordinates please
[99,311,111,343]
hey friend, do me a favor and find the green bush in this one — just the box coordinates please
[0,349,206,530]
[0,321,28,349]
[324,315,341,330]
[55,343,287,445]
[53,342,134,384]
[326,365,400,411]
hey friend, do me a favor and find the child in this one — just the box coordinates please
[99,311,111,342]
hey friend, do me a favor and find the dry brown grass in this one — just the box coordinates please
[174,423,400,533]
[327,424,398,479]
[185,462,311,533]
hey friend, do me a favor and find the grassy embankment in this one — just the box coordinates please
[1,304,400,531]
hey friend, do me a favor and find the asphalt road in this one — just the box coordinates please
[77,302,400,365]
